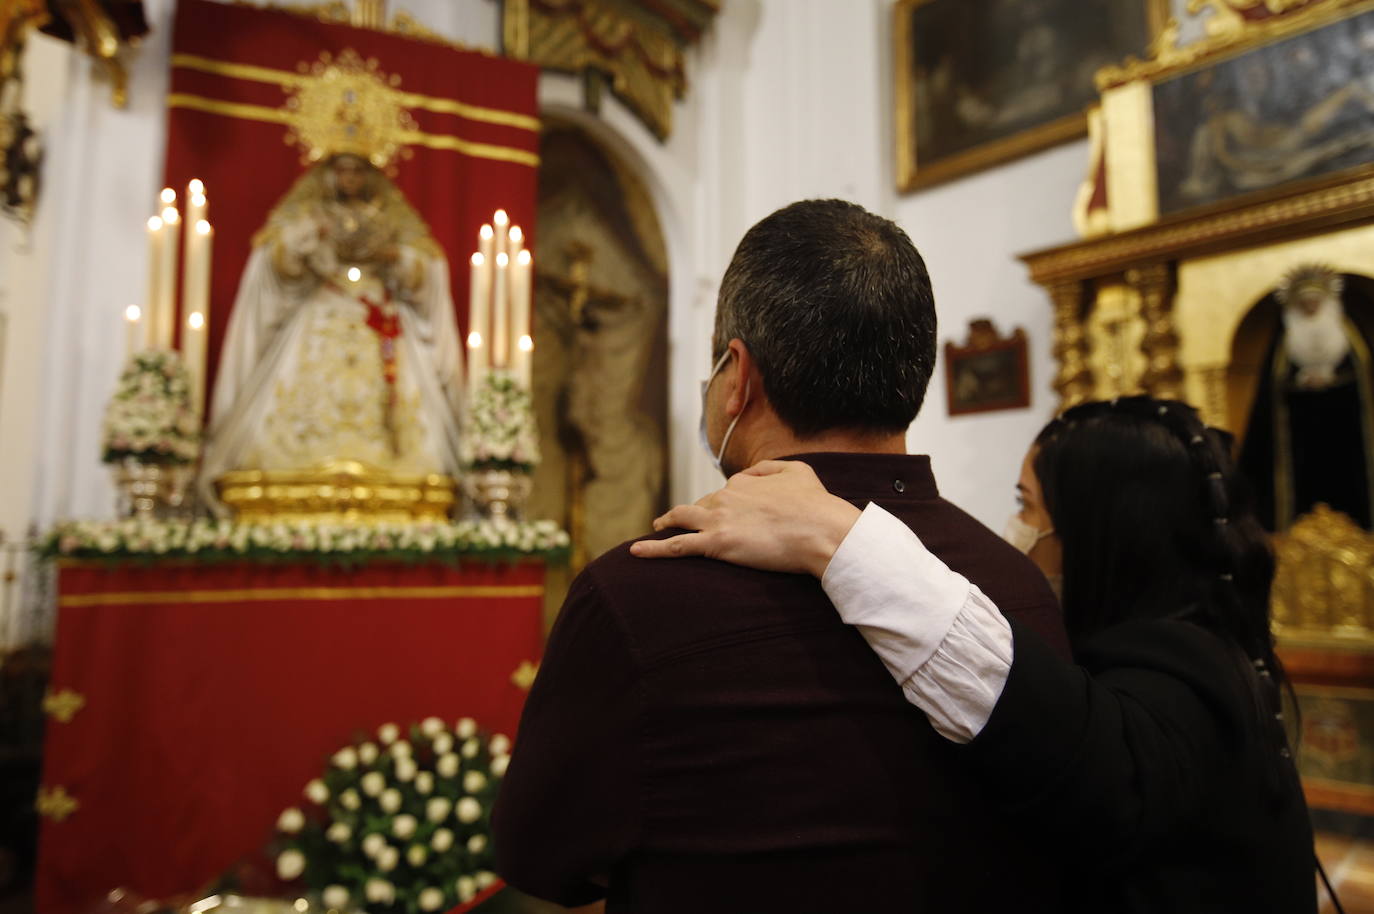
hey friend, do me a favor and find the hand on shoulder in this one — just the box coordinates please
[630,460,861,578]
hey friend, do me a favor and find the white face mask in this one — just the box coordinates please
[699,349,750,476]
[1002,514,1054,555]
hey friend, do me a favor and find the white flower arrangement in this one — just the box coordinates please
[37,517,570,565]
[102,350,200,465]
[274,719,511,914]
[460,370,540,473]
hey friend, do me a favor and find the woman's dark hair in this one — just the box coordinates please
[1032,398,1292,788]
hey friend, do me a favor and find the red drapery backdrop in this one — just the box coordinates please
[36,561,545,914]
[162,0,540,408]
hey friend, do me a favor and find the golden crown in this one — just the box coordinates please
[283,49,415,169]
[1276,264,1344,308]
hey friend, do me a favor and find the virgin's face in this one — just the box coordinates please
[1016,447,1063,580]
[332,157,369,198]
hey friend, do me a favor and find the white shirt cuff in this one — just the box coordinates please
[821,503,1013,743]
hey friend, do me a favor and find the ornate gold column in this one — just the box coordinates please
[1049,279,1093,410]
[1128,263,1185,400]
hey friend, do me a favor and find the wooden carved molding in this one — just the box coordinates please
[1127,264,1185,400]
[1049,280,1094,411]
[1272,505,1374,639]
[503,0,719,141]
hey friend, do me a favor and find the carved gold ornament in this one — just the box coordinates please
[284,49,415,169]
[36,786,80,822]
[510,660,539,691]
[42,689,86,724]
[1272,505,1374,638]
[1097,0,1368,89]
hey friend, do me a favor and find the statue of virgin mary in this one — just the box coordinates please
[199,154,464,515]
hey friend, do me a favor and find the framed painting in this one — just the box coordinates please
[945,319,1031,417]
[895,0,1168,191]
[1153,6,1374,216]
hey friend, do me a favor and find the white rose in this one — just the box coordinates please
[466,833,488,854]
[322,885,349,910]
[357,742,379,765]
[488,734,512,756]
[380,788,402,814]
[426,796,452,822]
[407,844,428,867]
[436,754,459,778]
[418,887,444,912]
[390,740,413,759]
[456,796,482,824]
[463,771,487,794]
[362,832,387,858]
[431,828,455,852]
[276,848,306,881]
[377,845,399,872]
[377,722,400,744]
[360,772,385,797]
[415,772,435,794]
[461,738,479,759]
[491,754,510,778]
[431,733,454,756]
[276,807,305,834]
[475,870,497,890]
[392,813,417,840]
[420,716,445,737]
[364,879,395,905]
[332,746,358,770]
[456,876,476,903]
[456,718,478,739]
[303,779,329,805]
[339,789,361,810]
[394,757,418,782]
[326,821,351,843]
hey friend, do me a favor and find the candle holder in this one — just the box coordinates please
[463,468,534,520]
[112,458,193,520]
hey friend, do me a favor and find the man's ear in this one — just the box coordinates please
[725,338,757,417]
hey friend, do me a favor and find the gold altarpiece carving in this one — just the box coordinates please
[1023,0,1374,811]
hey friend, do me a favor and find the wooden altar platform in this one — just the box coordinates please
[34,560,546,914]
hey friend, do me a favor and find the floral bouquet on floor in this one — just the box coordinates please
[102,350,200,465]
[273,718,512,913]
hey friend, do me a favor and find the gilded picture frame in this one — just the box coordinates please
[894,0,1169,192]
[944,319,1031,417]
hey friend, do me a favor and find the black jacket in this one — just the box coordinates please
[966,617,1316,914]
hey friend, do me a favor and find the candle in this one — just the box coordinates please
[145,215,163,350]
[492,252,509,369]
[467,251,490,388]
[507,224,524,264]
[183,180,207,312]
[511,249,532,386]
[181,219,213,419]
[124,305,142,359]
[157,205,181,349]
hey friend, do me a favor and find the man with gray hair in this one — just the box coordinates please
[493,199,1069,912]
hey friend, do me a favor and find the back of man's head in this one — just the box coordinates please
[714,199,936,438]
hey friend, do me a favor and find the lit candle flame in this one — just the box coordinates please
[479,224,494,241]
[160,187,176,205]
[188,312,206,330]
[509,226,523,244]
[124,304,142,322]
[494,209,509,227]
[471,252,485,267]
[517,250,532,266]
[467,331,483,348]
[188,179,205,196]
[347,267,362,282]
[196,220,212,236]
[191,193,207,208]
[147,216,163,231]
[496,253,509,268]
[517,335,533,352]
[161,207,180,224]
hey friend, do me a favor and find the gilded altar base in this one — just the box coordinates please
[215,460,455,524]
